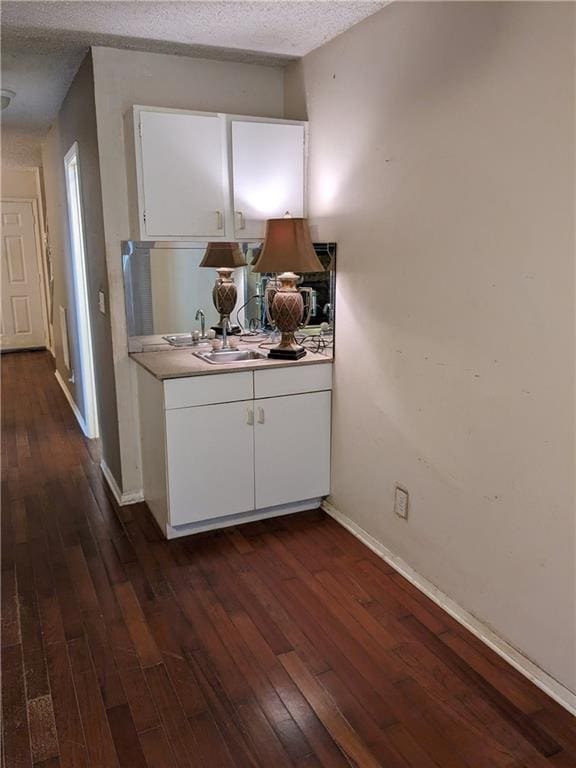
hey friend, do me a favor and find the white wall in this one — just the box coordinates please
[43,124,70,372]
[1,129,43,168]
[42,53,121,478]
[1,167,39,199]
[91,46,284,495]
[285,2,576,695]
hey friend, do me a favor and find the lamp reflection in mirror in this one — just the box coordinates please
[252,216,324,359]
[199,242,246,346]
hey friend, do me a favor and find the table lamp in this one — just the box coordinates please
[199,242,246,338]
[252,217,324,359]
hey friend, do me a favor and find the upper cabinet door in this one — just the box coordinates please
[139,111,226,238]
[231,120,305,239]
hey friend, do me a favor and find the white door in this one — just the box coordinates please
[0,200,46,350]
[139,110,227,238]
[254,391,331,510]
[166,400,255,526]
[231,120,305,239]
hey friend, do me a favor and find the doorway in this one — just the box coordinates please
[64,142,99,439]
[0,198,49,351]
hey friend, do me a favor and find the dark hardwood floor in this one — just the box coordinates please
[2,350,575,768]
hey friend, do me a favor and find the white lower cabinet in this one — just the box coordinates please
[166,400,255,527]
[136,363,332,537]
[254,392,331,510]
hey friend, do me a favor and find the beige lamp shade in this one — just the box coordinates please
[199,242,246,268]
[252,218,324,274]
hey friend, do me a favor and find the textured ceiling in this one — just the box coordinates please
[1,37,87,133]
[1,0,388,138]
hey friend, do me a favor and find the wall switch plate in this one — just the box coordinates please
[394,486,409,519]
[98,291,106,315]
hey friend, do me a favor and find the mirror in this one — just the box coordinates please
[244,243,335,332]
[122,240,336,351]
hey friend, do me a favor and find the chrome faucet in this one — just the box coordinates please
[221,316,230,350]
[195,309,206,339]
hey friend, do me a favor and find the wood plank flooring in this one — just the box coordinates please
[2,350,575,767]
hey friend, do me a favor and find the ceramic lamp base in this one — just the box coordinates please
[212,268,238,331]
[266,272,307,360]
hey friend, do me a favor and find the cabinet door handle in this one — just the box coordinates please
[257,406,265,424]
[236,210,246,230]
[246,407,254,426]
[216,210,224,230]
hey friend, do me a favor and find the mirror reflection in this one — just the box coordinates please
[121,240,335,351]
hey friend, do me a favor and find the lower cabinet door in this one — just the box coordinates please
[254,391,331,510]
[166,400,255,526]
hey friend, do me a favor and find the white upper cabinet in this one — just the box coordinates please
[131,107,306,241]
[138,110,227,239]
[231,120,305,239]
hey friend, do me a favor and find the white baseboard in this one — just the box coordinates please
[55,369,142,507]
[100,460,144,507]
[54,369,89,436]
[322,500,576,716]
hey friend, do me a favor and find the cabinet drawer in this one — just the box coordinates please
[164,372,253,409]
[254,364,332,399]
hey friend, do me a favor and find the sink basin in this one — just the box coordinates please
[194,349,268,365]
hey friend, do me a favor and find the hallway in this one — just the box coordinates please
[2,351,575,767]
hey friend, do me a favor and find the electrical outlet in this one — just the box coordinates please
[394,486,409,519]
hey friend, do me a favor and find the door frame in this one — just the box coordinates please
[63,142,99,439]
[1,196,51,351]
